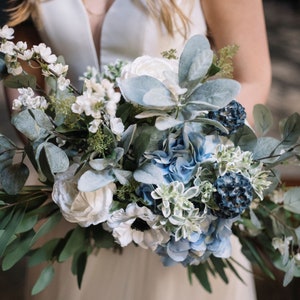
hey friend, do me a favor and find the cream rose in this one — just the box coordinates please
[52,164,116,227]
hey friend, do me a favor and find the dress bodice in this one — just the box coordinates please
[37,0,207,88]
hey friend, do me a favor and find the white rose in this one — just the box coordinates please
[52,164,116,227]
[121,55,178,82]
[120,55,186,96]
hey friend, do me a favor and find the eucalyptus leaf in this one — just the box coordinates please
[283,187,300,214]
[281,113,300,146]
[11,109,49,141]
[252,137,280,161]
[39,142,69,174]
[0,163,29,195]
[4,74,36,89]
[230,125,257,152]
[253,104,273,136]
[31,265,55,295]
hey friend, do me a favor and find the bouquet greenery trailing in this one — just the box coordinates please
[0,25,300,294]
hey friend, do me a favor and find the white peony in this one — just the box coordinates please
[52,164,116,227]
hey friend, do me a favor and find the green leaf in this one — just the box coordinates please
[58,226,86,262]
[2,229,35,270]
[225,259,245,284]
[240,237,275,280]
[0,162,29,195]
[4,74,36,89]
[253,104,273,136]
[252,137,280,161]
[0,208,25,256]
[283,187,300,214]
[281,113,300,146]
[210,256,228,283]
[31,265,55,295]
[31,211,61,246]
[38,142,69,174]
[189,263,212,293]
[92,225,116,249]
[16,214,38,234]
[28,238,60,267]
[72,251,88,288]
[230,125,257,152]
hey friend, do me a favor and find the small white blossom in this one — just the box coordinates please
[12,87,48,110]
[57,75,70,91]
[8,64,23,75]
[0,25,14,40]
[110,117,124,137]
[49,63,69,76]
[272,236,293,255]
[0,41,15,55]
[88,119,101,133]
[33,43,57,63]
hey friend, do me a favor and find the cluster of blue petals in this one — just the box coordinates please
[212,171,253,219]
[207,100,246,135]
[156,216,235,266]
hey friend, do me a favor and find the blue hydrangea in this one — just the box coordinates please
[207,100,246,135]
[212,171,253,219]
[156,216,235,266]
[145,126,216,185]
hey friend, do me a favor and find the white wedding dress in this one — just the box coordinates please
[0,0,257,299]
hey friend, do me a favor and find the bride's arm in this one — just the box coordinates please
[201,0,271,124]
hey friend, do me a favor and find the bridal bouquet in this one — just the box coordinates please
[0,25,300,294]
